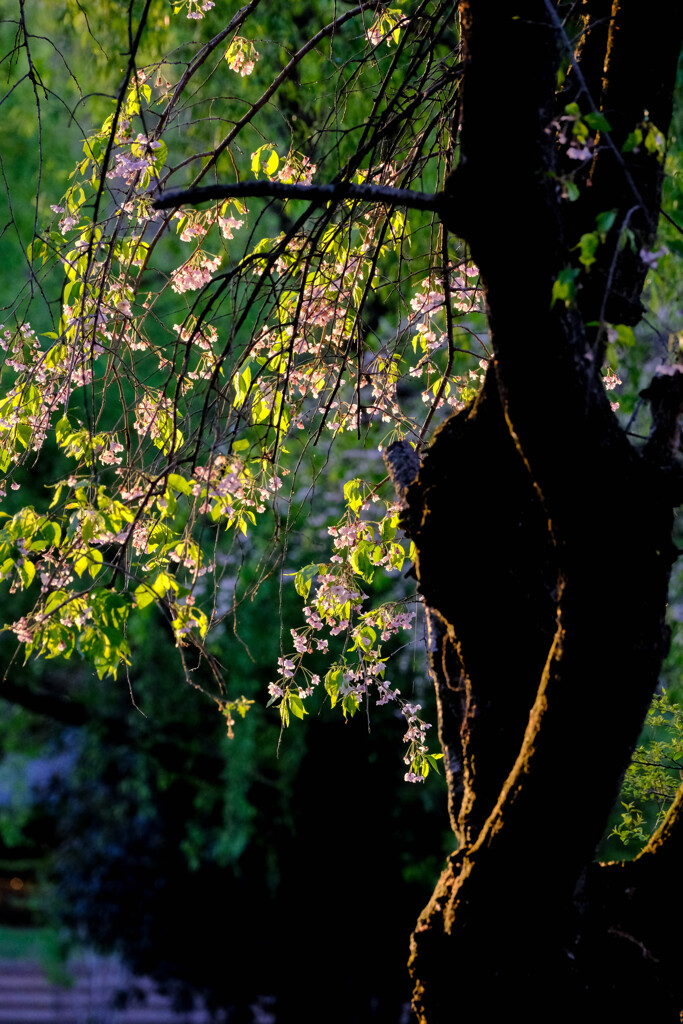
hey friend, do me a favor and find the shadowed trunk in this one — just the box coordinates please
[408,4,683,1020]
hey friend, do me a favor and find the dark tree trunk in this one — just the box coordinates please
[408,4,683,1021]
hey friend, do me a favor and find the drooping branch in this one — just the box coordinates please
[167,1,411,188]
[152,179,443,215]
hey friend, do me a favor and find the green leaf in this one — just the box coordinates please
[380,517,397,542]
[325,665,343,709]
[622,128,643,153]
[153,571,178,598]
[551,267,580,307]
[350,624,376,653]
[134,584,156,609]
[16,424,32,449]
[595,209,617,238]
[644,124,666,160]
[424,754,443,774]
[293,563,319,599]
[167,472,193,496]
[234,364,252,407]
[73,554,89,577]
[389,544,405,572]
[289,694,307,719]
[350,543,374,581]
[18,560,35,589]
[87,549,103,578]
[343,478,363,513]
[583,111,612,133]
[342,693,359,718]
[44,589,68,615]
[611,324,636,347]
[42,521,62,546]
[576,231,600,269]
[0,557,15,580]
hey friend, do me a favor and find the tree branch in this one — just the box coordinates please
[0,678,88,726]
[0,679,225,780]
[153,179,443,215]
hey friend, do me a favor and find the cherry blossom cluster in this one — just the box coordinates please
[173,201,247,245]
[365,9,408,48]
[0,322,100,475]
[107,134,163,186]
[0,38,291,688]
[245,242,488,453]
[263,486,442,777]
[190,454,282,523]
[0,323,41,374]
[278,154,316,186]
[175,0,215,19]
[602,369,622,391]
[49,204,80,235]
[401,702,433,782]
[409,267,482,321]
[170,251,222,294]
[404,269,488,414]
[134,393,174,443]
[0,25,478,771]
[553,104,595,162]
[224,36,260,76]
[173,320,220,383]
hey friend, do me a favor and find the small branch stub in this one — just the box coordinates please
[383,440,421,506]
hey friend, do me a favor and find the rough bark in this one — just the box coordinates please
[408,4,683,1021]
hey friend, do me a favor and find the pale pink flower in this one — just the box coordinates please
[171,253,221,293]
[602,370,622,391]
[218,215,244,239]
[567,144,593,161]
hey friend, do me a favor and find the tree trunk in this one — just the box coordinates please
[408,4,683,1020]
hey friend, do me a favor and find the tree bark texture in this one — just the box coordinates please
[408,4,683,1020]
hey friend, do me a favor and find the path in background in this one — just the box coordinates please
[0,953,259,1023]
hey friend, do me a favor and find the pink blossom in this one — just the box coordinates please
[171,253,222,293]
[602,370,622,391]
[278,657,295,678]
[218,215,244,239]
[567,144,593,161]
[179,223,205,243]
